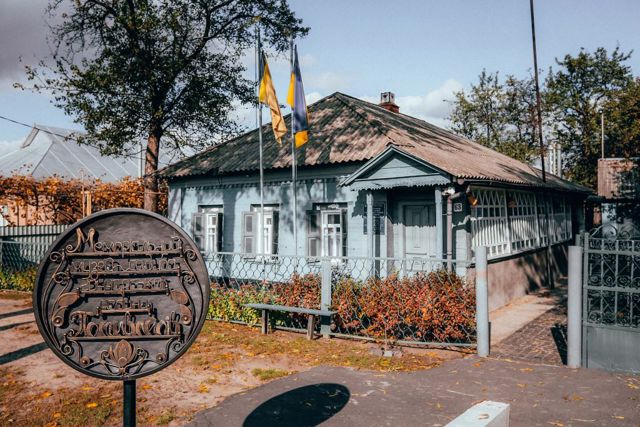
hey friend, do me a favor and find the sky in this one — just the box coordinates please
[1,0,640,155]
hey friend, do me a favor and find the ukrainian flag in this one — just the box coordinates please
[259,51,287,143]
[287,45,309,148]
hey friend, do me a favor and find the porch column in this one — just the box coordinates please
[434,188,443,259]
[366,191,374,259]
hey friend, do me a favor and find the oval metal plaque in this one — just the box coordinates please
[33,208,210,380]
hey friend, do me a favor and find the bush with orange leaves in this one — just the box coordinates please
[0,175,167,225]
[209,269,475,344]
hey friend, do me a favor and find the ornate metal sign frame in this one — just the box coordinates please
[33,208,210,381]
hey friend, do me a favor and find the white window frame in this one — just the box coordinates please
[307,205,347,258]
[242,206,279,256]
[192,206,223,254]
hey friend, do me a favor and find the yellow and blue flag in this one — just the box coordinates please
[259,51,287,143]
[287,45,309,148]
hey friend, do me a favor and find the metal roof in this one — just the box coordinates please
[160,92,592,194]
[0,125,139,181]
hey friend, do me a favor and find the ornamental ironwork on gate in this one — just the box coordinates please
[582,223,640,373]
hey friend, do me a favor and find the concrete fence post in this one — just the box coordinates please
[320,259,332,339]
[475,246,490,357]
[567,245,583,368]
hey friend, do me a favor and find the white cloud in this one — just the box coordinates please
[360,79,463,127]
[305,91,323,105]
[306,71,350,92]
[0,139,23,157]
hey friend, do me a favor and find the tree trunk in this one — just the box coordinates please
[143,126,161,213]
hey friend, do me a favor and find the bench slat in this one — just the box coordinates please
[244,303,334,317]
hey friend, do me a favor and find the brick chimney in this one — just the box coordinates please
[379,92,399,113]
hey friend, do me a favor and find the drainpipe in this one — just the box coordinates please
[444,189,464,271]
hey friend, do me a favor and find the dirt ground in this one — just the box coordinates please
[0,291,461,426]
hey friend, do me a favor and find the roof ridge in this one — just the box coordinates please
[333,93,399,147]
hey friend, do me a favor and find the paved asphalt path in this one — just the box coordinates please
[189,356,640,427]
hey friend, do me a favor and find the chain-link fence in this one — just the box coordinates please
[0,241,478,347]
[204,252,476,347]
[0,241,49,292]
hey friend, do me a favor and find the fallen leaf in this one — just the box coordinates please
[40,391,53,398]
[520,368,534,372]
[627,383,639,390]
[142,384,153,390]
[517,383,527,388]
[85,402,98,409]
[81,386,94,391]
[53,412,62,418]
[612,415,625,420]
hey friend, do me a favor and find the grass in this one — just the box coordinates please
[192,321,447,372]
[0,366,119,427]
[251,368,291,381]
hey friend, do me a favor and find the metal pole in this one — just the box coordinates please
[601,111,605,159]
[290,38,298,258]
[123,379,136,427]
[567,245,583,368]
[320,259,332,338]
[530,0,554,290]
[529,0,546,183]
[446,196,453,271]
[256,26,265,255]
[475,246,490,357]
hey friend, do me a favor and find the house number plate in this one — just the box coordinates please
[33,208,210,380]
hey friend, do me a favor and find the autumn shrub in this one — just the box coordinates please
[0,266,37,292]
[208,281,272,325]
[0,175,168,225]
[208,273,321,326]
[340,270,476,343]
[208,268,476,343]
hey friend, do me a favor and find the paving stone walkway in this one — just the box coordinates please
[492,288,568,366]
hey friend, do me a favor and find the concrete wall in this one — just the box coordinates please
[467,243,569,311]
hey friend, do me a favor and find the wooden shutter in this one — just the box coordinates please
[192,213,204,251]
[306,210,321,256]
[242,212,255,254]
[271,211,279,254]
[215,212,223,252]
[341,209,348,256]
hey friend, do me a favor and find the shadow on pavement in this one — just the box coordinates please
[0,320,33,332]
[0,308,33,320]
[243,383,350,427]
[0,342,47,365]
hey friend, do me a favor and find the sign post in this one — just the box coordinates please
[32,208,210,426]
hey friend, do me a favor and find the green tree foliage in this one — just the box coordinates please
[545,47,633,188]
[606,77,640,158]
[449,71,539,163]
[27,0,308,212]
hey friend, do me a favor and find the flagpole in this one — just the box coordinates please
[256,26,265,256]
[290,38,298,258]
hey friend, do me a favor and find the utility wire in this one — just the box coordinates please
[0,114,84,143]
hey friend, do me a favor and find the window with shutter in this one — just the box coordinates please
[341,209,348,257]
[214,212,223,252]
[242,212,255,254]
[307,211,321,257]
[192,213,205,251]
[271,211,279,255]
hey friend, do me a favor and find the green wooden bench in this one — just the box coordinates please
[244,303,335,340]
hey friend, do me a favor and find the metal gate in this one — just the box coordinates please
[582,224,640,373]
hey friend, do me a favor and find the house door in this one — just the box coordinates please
[403,204,436,258]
